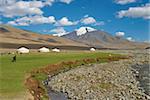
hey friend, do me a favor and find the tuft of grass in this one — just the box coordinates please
[98,83,114,90]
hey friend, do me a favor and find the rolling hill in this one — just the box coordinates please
[0,25,89,52]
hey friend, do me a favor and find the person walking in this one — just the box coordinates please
[85,28,89,33]
[12,55,16,62]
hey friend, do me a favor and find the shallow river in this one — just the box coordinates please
[133,64,150,95]
[138,64,150,95]
[47,87,67,100]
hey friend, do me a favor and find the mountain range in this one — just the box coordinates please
[62,29,149,49]
[0,25,149,52]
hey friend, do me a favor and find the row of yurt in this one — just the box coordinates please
[17,46,60,54]
[17,46,96,54]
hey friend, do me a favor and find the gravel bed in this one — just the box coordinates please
[48,50,150,100]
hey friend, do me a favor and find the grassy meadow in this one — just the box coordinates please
[0,51,124,98]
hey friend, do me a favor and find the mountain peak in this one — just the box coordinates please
[75,26,97,36]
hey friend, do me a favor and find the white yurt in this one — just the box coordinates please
[52,48,60,52]
[17,47,29,54]
[90,48,96,51]
[39,47,50,53]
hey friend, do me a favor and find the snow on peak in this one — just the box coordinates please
[75,27,96,36]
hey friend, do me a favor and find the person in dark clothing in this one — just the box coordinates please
[85,28,89,33]
[12,55,16,62]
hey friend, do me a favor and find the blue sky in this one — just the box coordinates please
[0,0,149,42]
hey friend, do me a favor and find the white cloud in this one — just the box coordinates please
[81,16,96,25]
[7,20,29,26]
[51,27,69,36]
[43,0,55,6]
[30,15,56,24]
[7,15,56,26]
[0,1,44,17]
[7,21,18,26]
[0,0,74,18]
[93,21,105,26]
[59,0,74,4]
[81,15,104,26]
[15,16,30,22]
[0,0,16,5]
[29,1,44,8]
[75,26,96,36]
[126,37,134,41]
[17,22,29,26]
[115,0,136,5]
[117,3,150,19]
[115,32,125,37]
[55,17,78,26]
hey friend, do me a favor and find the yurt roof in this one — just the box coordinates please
[17,46,29,49]
[39,46,49,49]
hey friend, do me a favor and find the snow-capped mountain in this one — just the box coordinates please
[62,27,149,49]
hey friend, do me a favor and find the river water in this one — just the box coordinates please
[43,80,67,100]
[47,86,67,100]
[132,64,150,95]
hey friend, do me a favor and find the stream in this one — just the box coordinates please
[132,63,150,95]
[47,86,67,100]
[43,79,67,100]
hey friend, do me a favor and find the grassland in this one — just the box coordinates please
[0,51,124,98]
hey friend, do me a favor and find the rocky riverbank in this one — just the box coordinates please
[48,50,150,100]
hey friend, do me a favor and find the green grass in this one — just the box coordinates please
[0,51,122,97]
